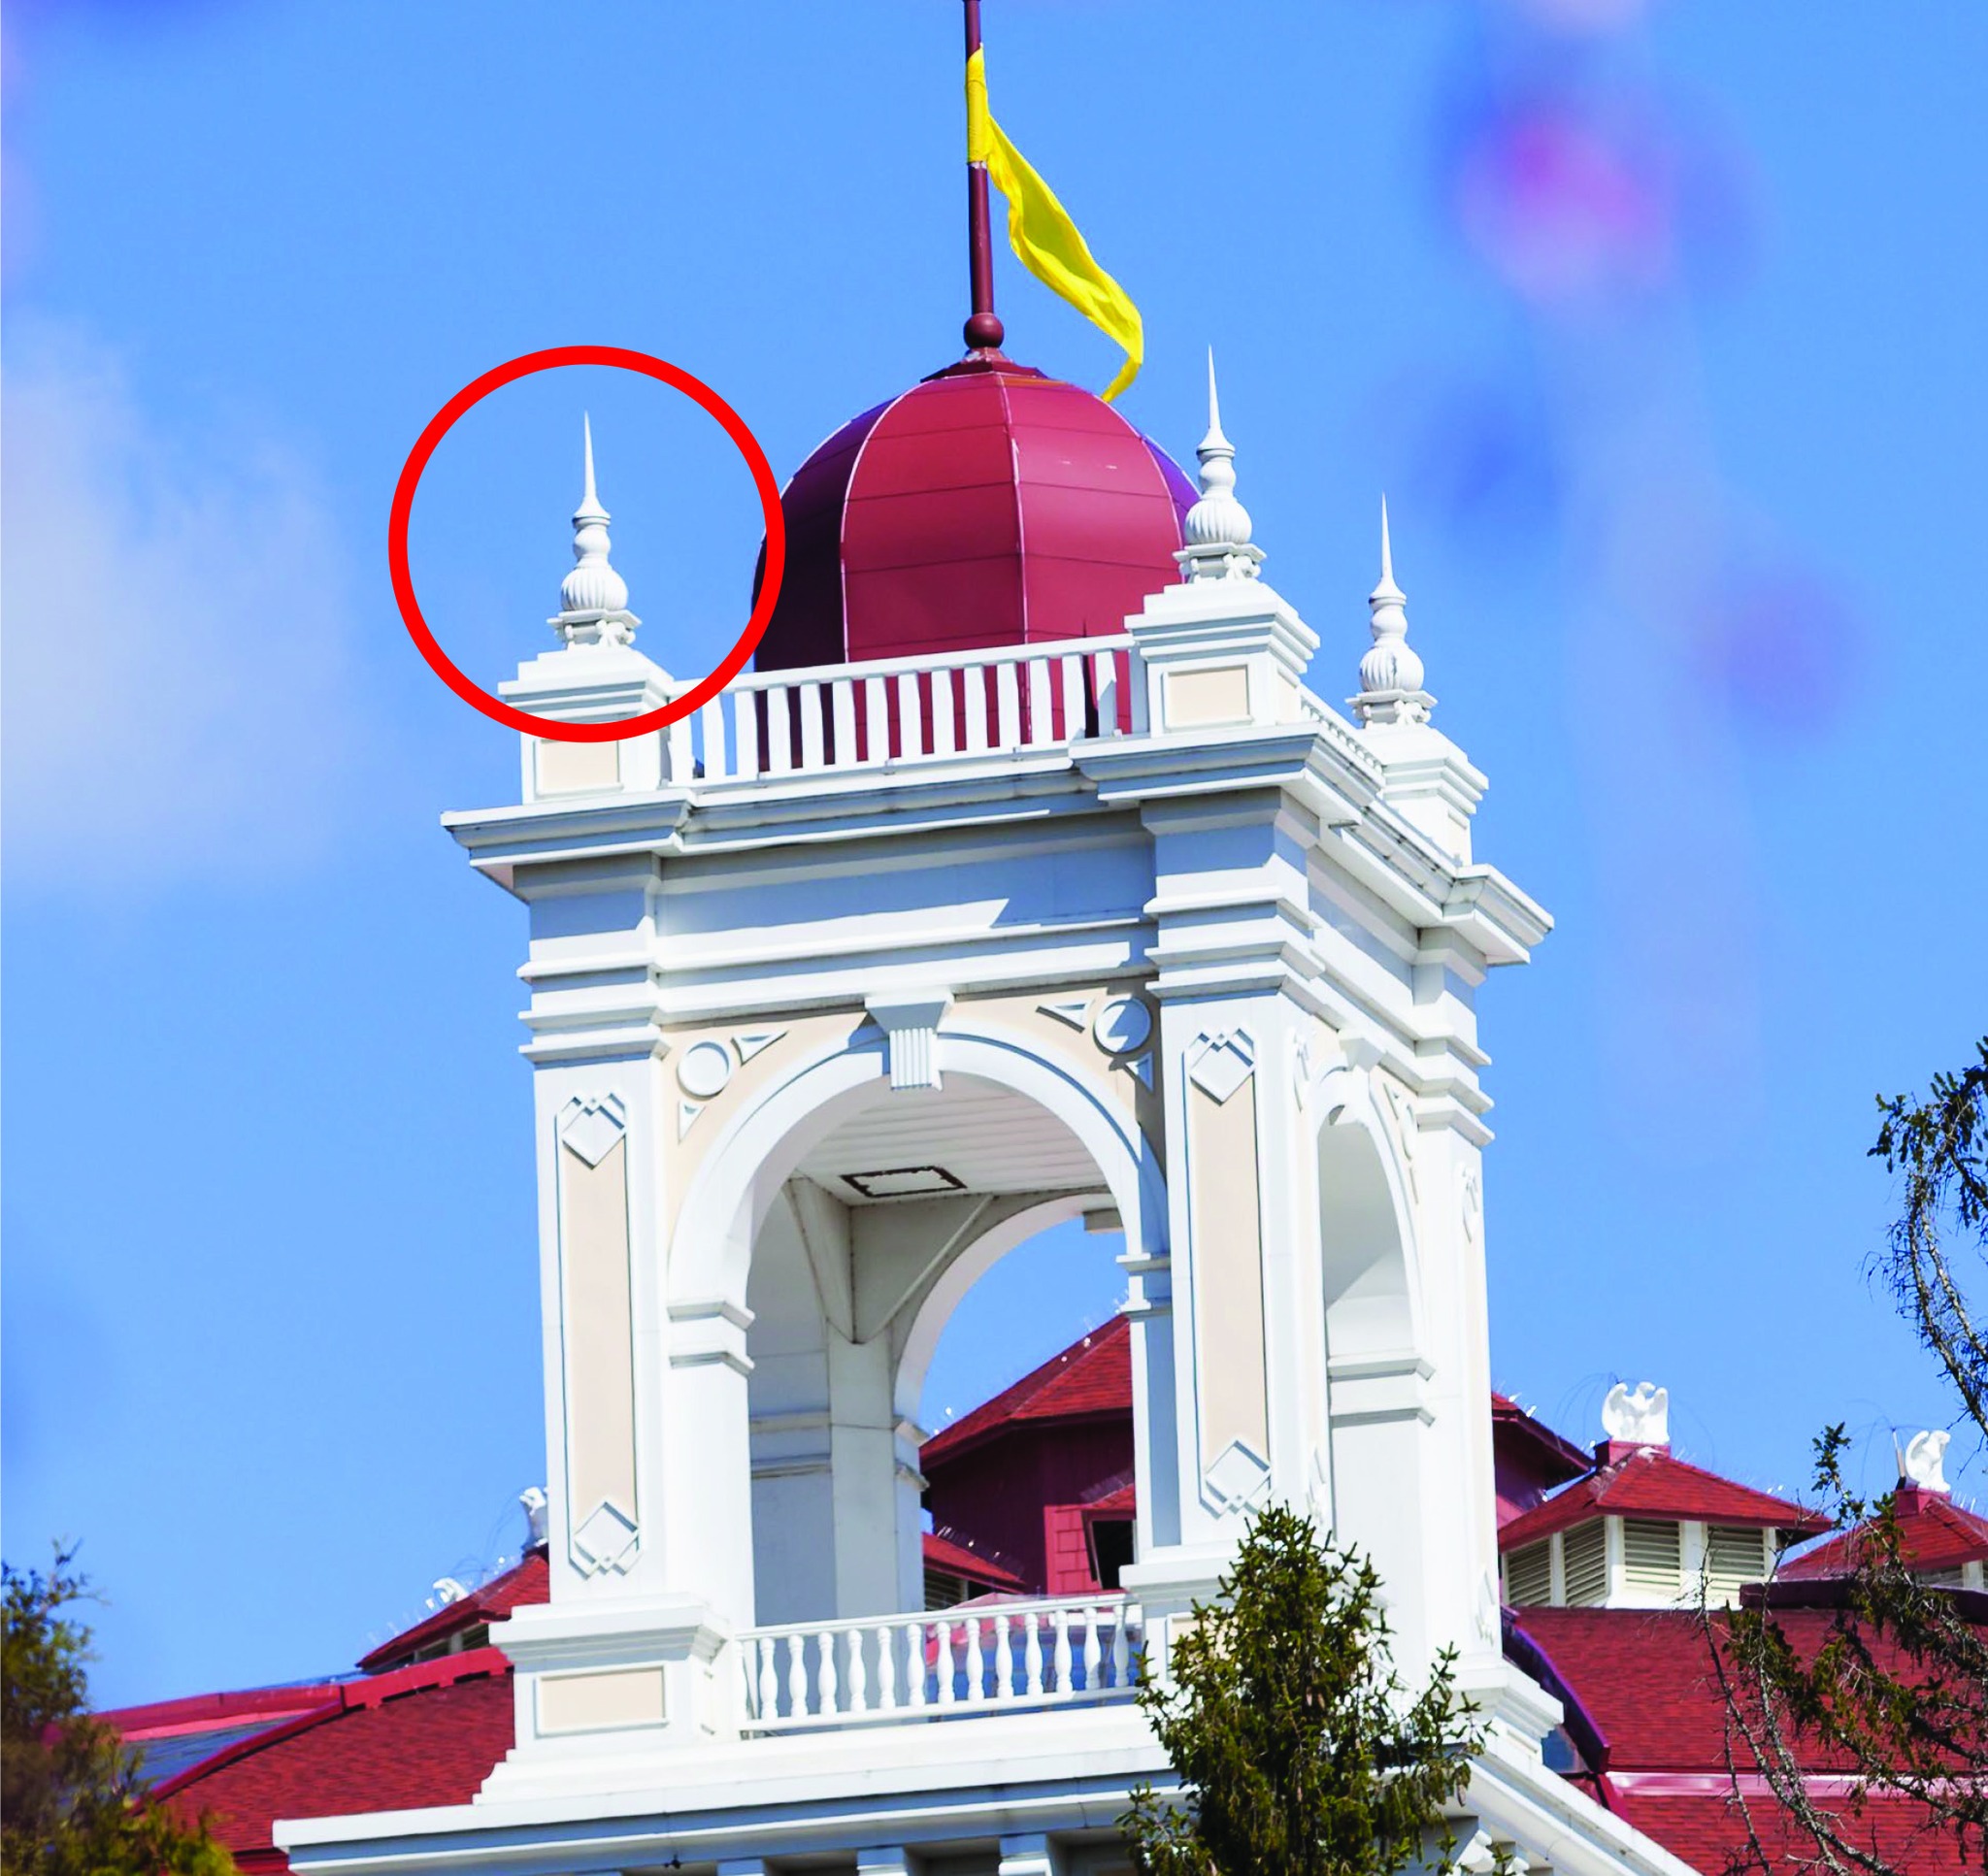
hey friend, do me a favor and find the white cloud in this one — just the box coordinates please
[2,320,364,886]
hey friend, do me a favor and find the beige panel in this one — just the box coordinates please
[1164,665,1250,729]
[537,739,621,795]
[1191,1077,1269,1459]
[536,1664,666,1735]
[562,1136,638,1521]
[662,1012,869,1230]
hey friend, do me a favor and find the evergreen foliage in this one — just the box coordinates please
[2,1548,236,1876]
[1121,1503,1480,1876]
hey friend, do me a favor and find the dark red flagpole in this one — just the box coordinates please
[963,0,1004,353]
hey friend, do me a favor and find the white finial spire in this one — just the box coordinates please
[551,413,639,648]
[1176,349,1263,583]
[1352,496,1431,726]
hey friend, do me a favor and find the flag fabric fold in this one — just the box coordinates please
[966,47,1143,403]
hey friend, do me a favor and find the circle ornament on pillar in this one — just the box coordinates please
[677,1039,735,1100]
[1093,996,1153,1056]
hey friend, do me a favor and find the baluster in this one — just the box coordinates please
[1110,1606,1131,1689]
[1093,649,1118,737]
[965,1615,988,1704]
[863,676,889,762]
[994,1612,1014,1702]
[1025,657,1054,745]
[845,1625,867,1712]
[700,694,727,780]
[786,1631,808,1720]
[1081,1607,1103,1695]
[995,660,1022,747]
[908,1618,931,1709]
[665,714,693,784]
[932,666,958,754]
[874,1623,897,1712]
[1051,1608,1073,1697]
[963,665,991,753]
[1023,1606,1044,1698]
[755,1635,777,1721]
[831,678,856,768]
[936,1618,957,1706]
[767,686,794,773]
[818,1628,840,1714]
[1060,653,1085,742]
[892,670,921,759]
[1126,647,1149,734]
[799,682,825,769]
[737,689,761,775]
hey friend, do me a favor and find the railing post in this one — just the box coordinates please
[936,1619,957,1707]
[845,1625,868,1713]
[701,694,728,780]
[785,1632,807,1722]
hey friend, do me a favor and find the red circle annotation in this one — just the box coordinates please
[387,346,785,742]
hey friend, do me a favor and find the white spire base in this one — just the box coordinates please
[502,642,675,803]
[1127,574,1317,735]
[1350,685,1436,730]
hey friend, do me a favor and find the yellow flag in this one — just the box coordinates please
[966,47,1143,403]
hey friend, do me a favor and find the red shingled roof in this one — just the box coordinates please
[920,1315,1130,1466]
[356,1549,548,1672]
[1499,1446,1828,1552]
[1782,1484,1988,1580]
[152,1650,514,1874]
[1491,1392,1592,1485]
[922,1530,1026,1592]
[1511,1603,1985,1871]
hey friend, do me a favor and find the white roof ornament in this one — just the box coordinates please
[550,414,640,648]
[520,1485,550,1547]
[1176,350,1264,583]
[432,1576,470,1607]
[1601,1380,1670,1449]
[1352,498,1434,728]
[1903,1429,1952,1495]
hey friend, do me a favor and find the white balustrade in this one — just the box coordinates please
[651,637,1142,786]
[738,1595,1144,1734]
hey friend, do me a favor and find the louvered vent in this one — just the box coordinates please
[1506,1540,1552,1607]
[1705,1525,1767,1603]
[1623,1519,1681,1595]
[1563,1521,1608,1606]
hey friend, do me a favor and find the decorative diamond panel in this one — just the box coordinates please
[1203,1437,1271,1512]
[1187,1031,1255,1104]
[559,1096,626,1168]
[571,1498,639,1575]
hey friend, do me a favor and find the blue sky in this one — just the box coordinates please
[3,0,1983,1707]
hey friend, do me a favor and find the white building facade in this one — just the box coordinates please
[281,373,1689,1876]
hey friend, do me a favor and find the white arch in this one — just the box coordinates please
[1309,1065,1424,1360]
[669,1017,1166,1311]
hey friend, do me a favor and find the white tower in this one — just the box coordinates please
[280,388,1688,1876]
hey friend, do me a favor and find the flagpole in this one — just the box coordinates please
[963,0,1004,352]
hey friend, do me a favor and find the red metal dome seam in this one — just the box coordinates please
[996,370,1029,642]
[835,383,916,663]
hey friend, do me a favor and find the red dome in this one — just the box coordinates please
[753,358,1196,672]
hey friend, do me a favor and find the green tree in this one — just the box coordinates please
[1711,1039,1988,1874]
[2,1548,236,1876]
[1122,1503,1480,1876]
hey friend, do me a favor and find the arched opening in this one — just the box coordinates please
[669,1031,1161,1634]
[1315,1096,1430,1659]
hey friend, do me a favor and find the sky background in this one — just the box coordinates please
[4,0,1984,1707]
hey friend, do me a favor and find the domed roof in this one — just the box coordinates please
[753,357,1195,672]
